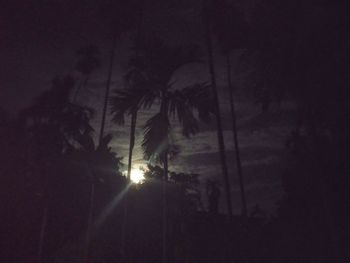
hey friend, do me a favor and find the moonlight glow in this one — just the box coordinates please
[129,168,145,184]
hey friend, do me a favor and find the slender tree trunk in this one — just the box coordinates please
[162,151,168,263]
[159,92,169,263]
[37,168,49,263]
[120,110,137,257]
[37,204,48,263]
[127,112,138,181]
[99,34,117,145]
[125,5,143,180]
[82,177,95,263]
[309,120,342,262]
[73,75,89,103]
[203,3,233,218]
[120,9,144,258]
[226,53,247,217]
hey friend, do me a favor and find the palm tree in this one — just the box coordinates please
[99,35,117,145]
[210,1,249,217]
[202,0,233,218]
[225,54,248,217]
[142,42,211,263]
[20,75,93,263]
[98,0,140,145]
[111,39,211,263]
[110,64,156,257]
[73,45,100,103]
[102,2,146,258]
[71,132,123,263]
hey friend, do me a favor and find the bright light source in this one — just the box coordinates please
[130,168,145,184]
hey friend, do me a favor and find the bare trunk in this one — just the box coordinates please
[82,179,95,263]
[162,151,168,263]
[73,75,89,103]
[203,3,233,218]
[127,111,137,181]
[120,110,137,257]
[309,120,341,262]
[37,204,48,263]
[226,54,247,217]
[120,9,144,260]
[37,169,50,263]
[99,34,117,145]
[159,91,169,263]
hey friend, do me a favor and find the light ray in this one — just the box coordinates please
[93,182,132,230]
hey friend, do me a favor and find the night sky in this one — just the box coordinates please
[2,1,350,263]
[0,0,336,214]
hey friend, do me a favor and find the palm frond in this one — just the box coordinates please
[110,89,136,124]
[182,83,215,123]
[23,75,94,139]
[110,87,158,125]
[168,91,198,137]
[76,132,95,152]
[97,133,113,152]
[110,65,160,125]
[168,82,213,136]
[142,113,170,163]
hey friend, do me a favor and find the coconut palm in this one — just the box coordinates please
[110,62,157,257]
[110,2,145,185]
[141,42,211,263]
[71,132,123,262]
[73,45,100,103]
[111,39,211,263]
[123,39,211,164]
[202,0,233,218]
[22,75,94,151]
[102,2,146,258]
[210,1,250,217]
[20,75,93,263]
[98,0,140,145]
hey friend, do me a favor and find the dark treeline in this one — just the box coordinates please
[1,0,349,262]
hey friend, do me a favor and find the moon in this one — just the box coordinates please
[130,168,145,184]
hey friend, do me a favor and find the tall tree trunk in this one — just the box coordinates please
[120,9,144,258]
[162,151,168,263]
[125,5,143,181]
[226,53,247,217]
[127,111,138,183]
[309,119,342,262]
[99,34,117,145]
[37,169,49,263]
[159,92,169,263]
[73,75,89,103]
[82,175,95,263]
[37,204,48,263]
[203,3,233,218]
[120,110,137,257]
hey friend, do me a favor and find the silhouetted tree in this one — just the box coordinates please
[141,165,202,261]
[19,75,93,263]
[252,1,350,261]
[73,45,101,102]
[118,39,211,263]
[210,0,250,217]
[98,0,140,145]
[69,132,123,262]
[202,0,233,218]
[250,0,300,111]
[206,179,221,214]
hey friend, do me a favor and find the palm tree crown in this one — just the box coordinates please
[111,39,212,164]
